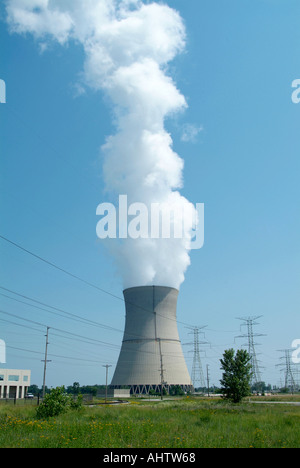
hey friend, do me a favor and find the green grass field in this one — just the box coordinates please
[0,397,299,448]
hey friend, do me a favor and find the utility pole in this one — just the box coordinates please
[102,365,112,404]
[158,340,166,400]
[294,369,300,391]
[236,316,265,389]
[206,365,210,397]
[41,327,51,398]
[277,350,296,393]
[160,353,164,400]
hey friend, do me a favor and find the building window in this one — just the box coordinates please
[8,375,19,381]
[23,376,28,382]
[0,375,4,381]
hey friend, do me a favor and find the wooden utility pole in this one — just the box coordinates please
[102,365,112,404]
[206,365,210,397]
[42,327,51,398]
[158,339,166,400]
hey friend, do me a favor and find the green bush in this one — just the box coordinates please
[70,393,83,410]
[36,386,82,419]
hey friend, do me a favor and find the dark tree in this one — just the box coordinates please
[220,348,252,403]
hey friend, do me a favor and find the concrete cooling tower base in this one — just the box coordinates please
[111,286,193,395]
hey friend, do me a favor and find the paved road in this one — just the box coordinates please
[249,400,300,406]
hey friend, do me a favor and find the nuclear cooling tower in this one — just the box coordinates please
[111,286,192,394]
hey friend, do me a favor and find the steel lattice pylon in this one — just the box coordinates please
[236,316,265,386]
[186,326,208,389]
[277,350,297,392]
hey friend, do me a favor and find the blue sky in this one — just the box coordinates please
[0,0,299,389]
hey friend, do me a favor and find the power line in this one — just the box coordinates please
[0,234,123,302]
[0,308,119,387]
[0,316,45,334]
[0,235,208,379]
[0,286,179,342]
[0,288,171,344]
[0,307,188,362]
[6,345,114,365]
[0,234,194,328]
[0,315,118,353]
[0,308,46,330]
[0,308,120,350]
[0,286,123,333]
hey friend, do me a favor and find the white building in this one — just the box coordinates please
[97,388,131,399]
[0,369,31,399]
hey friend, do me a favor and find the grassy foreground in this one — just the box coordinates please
[0,397,299,448]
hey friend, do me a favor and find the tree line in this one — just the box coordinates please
[28,349,297,404]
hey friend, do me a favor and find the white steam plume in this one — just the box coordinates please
[6,0,198,290]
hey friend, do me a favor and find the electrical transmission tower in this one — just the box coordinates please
[236,316,265,387]
[186,326,208,389]
[277,350,296,393]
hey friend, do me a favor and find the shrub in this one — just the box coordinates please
[36,386,82,419]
